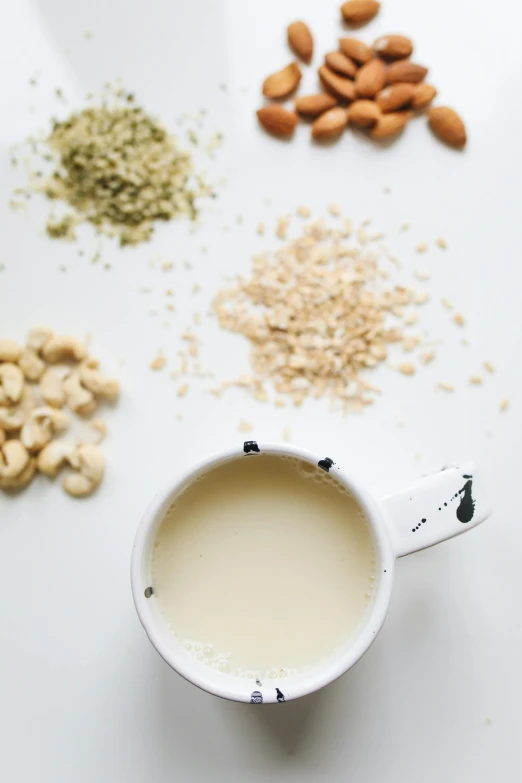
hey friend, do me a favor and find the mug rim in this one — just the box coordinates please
[131,442,395,703]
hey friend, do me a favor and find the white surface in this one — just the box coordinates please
[0,0,521,780]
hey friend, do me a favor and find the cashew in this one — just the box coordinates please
[62,371,96,416]
[0,440,30,479]
[21,417,52,453]
[32,406,70,432]
[19,405,70,454]
[42,336,87,364]
[0,339,22,363]
[40,368,66,409]
[27,326,53,353]
[62,444,105,497]
[79,358,120,401]
[0,385,35,431]
[0,363,24,404]
[77,418,107,446]
[37,441,76,478]
[18,347,46,382]
[0,457,36,490]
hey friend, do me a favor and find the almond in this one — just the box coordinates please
[370,111,411,138]
[428,107,467,147]
[355,58,387,98]
[340,0,380,25]
[325,51,357,78]
[374,34,413,60]
[387,60,427,84]
[319,65,356,101]
[262,62,302,99]
[257,105,299,137]
[295,93,338,117]
[311,107,348,140]
[287,21,314,64]
[339,37,373,64]
[376,83,415,112]
[411,83,437,109]
[348,99,381,127]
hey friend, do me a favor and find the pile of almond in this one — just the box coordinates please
[257,1,466,148]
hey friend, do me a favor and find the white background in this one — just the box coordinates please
[0,0,521,780]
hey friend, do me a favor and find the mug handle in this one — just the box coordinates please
[380,462,492,557]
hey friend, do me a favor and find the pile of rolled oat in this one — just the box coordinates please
[0,329,119,496]
[214,216,428,410]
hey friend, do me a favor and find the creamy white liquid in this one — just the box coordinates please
[152,454,375,679]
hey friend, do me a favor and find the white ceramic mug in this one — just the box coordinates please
[131,441,491,704]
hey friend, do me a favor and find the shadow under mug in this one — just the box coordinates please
[131,441,491,704]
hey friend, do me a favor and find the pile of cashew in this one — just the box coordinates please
[0,327,119,497]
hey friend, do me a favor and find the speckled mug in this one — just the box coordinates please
[131,441,491,704]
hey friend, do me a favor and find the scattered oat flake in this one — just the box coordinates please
[282,427,291,442]
[469,376,483,385]
[297,205,311,218]
[257,221,265,236]
[415,242,428,253]
[415,292,429,305]
[162,261,174,271]
[328,202,341,217]
[357,227,368,245]
[441,297,453,310]
[500,398,509,412]
[150,356,167,370]
[453,313,465,327]
[399,363,415,376]
[276,216,289,240]
[421,351,435,365]
[275,399,285,408]
[238,420,253,433]
[414,270,430,282]
[436,237,447,250]
[400,223,410,231]
[404,311,418,326]
[177,383,189,397]
[437,382,454,392]
[483,361,495,374]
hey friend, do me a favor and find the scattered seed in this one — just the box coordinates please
[161,262,174,271]
[238,420,253,433]
[469,376,483,385]
[453,313,465,327]
[437,382,454,392]
[296,205,311,218]
[282,427,291,442]
[328,202,341,217]
[483,360,495,374]
[400,223,410,232]
[399,363,415,376]
[257,221,265,236]
[500,398,509,412]
[436,237,448,250]
[421,351,435,364]
[414,270,430,282]
[441,297,453,310]
[177,384,189,397]
[415,242,428,253]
